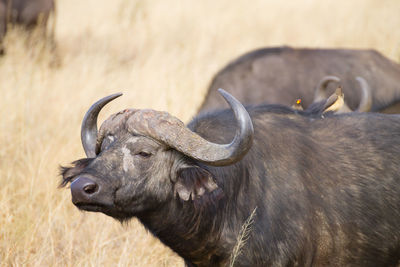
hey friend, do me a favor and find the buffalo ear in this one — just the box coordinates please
[174,166,220,202]
[59,158,92,187]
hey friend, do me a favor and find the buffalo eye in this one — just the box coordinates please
[137,151,152,158]
[101,135,115,151]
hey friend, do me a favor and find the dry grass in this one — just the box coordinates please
[229,207,257,267]
[0,0,399,266]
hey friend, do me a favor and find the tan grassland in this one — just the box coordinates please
[0,0,399,266]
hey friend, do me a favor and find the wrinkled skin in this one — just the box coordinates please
[199,46,400,114]
[0,0,55,54]
[62,98,400,266]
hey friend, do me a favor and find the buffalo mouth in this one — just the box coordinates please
[73,201,132,221]
[74,202,109,212]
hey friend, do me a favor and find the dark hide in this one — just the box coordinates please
[199,46,400,113]
[61,105,400,266]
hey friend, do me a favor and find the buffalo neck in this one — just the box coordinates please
[136,188,231,266]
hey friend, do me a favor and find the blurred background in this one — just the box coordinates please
[0,0,399,266]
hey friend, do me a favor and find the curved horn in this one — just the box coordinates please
[314,76,341,102]
[81,93,122,157]
[355,77,372,112]
[173,88,254,166]
[128,89,254,166]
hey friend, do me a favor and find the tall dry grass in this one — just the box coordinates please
[0,0,399,266]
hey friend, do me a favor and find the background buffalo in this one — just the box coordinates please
[1,0,400,266]
[0,0,55,54]
[199,47,400,114]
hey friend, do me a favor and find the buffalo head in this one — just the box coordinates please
[61,90,253,221]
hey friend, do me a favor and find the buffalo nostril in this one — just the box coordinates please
[83,183,98,194]
[71,177,100,204]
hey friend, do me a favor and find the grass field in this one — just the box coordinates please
[0,0,399,266]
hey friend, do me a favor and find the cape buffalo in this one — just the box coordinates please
[199,46,400,114]
[0,0,55,54]
[61,91,400,266]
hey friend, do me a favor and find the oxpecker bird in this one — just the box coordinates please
[291,99,304,110]
[322,87,344,113]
